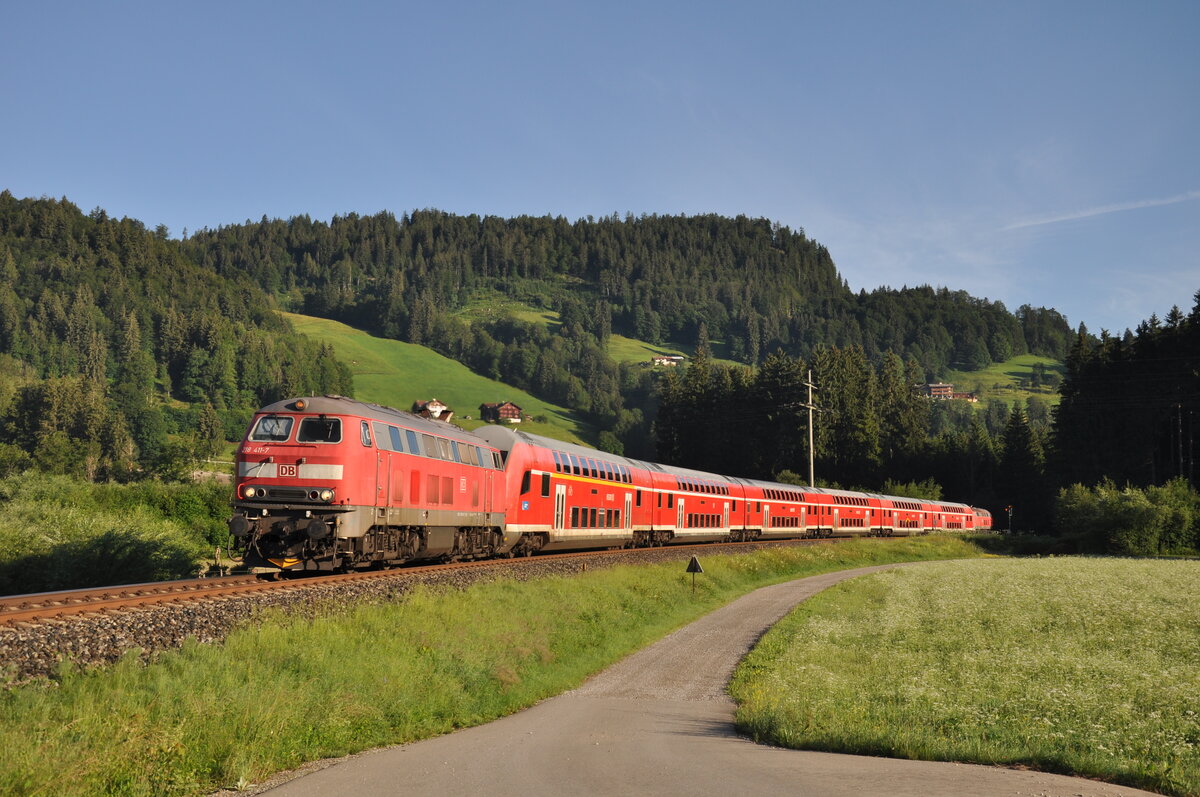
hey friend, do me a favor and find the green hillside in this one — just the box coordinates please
[944,354,1064,406]
[282,312,593,445]
[454,289,743,369]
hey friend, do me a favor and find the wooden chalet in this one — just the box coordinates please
[479,401,523,424]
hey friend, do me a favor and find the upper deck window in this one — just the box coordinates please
[250,415,294,442]
[297,416,342,443]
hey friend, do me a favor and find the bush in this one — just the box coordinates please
[1055,478,1199,556]
[0,474,227,594]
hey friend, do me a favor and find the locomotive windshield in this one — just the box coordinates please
[297,416,342,443]
[249,415,293,442]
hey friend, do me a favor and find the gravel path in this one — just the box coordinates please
[246,563,1161,797]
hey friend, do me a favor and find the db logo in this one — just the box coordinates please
[278,464,298,477]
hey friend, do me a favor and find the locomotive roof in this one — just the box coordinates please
[254,396,499,449]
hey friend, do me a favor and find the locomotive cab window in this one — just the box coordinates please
[297,416,341,443]
[250,415,293,442]
[360,421,373,447]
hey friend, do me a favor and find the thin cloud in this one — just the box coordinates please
[1003,190,1200,231]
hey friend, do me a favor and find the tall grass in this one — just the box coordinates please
[0,475,228,594]
[731,557,1200,796]
[0,537,978,796]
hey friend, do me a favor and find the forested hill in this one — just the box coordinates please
[185,210,1076,375]
[0,192,351,479]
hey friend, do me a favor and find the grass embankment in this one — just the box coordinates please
[0,475,230,595]
[0,537,978,796]
[731,557,1200,796]
[281,311,591,444]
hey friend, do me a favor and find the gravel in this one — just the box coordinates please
[0,541,806,685]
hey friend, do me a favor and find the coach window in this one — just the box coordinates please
[541,473,551,498]
[520,471,532,495]
[667,494,674,508]
[297,416,341,443]
[552,451,562,473]
[589,508,598,527]
[569,455,580,475]
[636,490,642,507]
[571,507,579,527]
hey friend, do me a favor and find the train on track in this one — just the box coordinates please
[228,396,992,576]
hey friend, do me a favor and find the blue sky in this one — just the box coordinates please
[3,1,1197,335]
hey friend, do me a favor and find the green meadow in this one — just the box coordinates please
[0,537,977,796]
[731,556,1200,797]
[944,353,1064,406]
[282,312,591,444]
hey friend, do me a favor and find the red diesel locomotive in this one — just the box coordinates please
[229,396,992,576]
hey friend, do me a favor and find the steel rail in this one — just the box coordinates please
[0,536,882,628]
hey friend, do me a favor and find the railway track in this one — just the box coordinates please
[0,536,867,629]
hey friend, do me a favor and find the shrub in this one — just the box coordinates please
[1054,478,1199,556]
[0,474,224,594]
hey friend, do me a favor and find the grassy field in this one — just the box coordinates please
[731,557,1200,796]
[452,290,561,330]
[282,312,592,444]
[0,537,980,796]
[943,353,1064,406]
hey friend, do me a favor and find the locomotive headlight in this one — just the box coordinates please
[319,488,334,502]
[241,485,257,499]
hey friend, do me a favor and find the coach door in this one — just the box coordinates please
[762,505,770,534]
[723,502,729,530]
[676,499,685,531]
[799,506,806,532]
[554,484,566,530]
[625,493,633,530]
